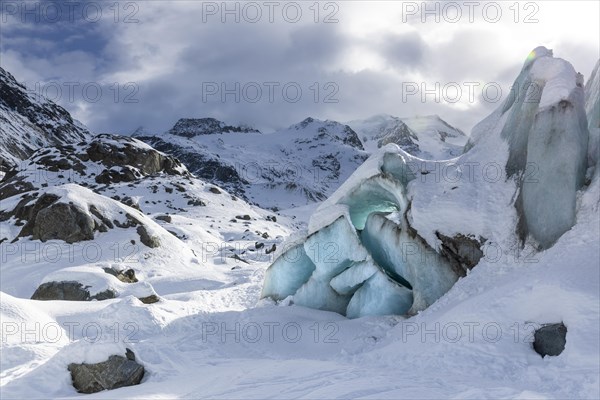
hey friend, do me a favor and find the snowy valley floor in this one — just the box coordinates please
[1,179,599,399]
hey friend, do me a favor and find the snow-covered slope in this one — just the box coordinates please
[138,117,368,210]
[348,114,468,159]
[1,50,599,400]
[0,67,90,172]
[0,132,301,398]
[0,132,295,298]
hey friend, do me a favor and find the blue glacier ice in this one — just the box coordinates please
[329,259,379,295]
[361,212,461,313]
[292,215,369,314]
[261,47,594,318]
[585,60,599,171]
[346,268,413,319]
[261,242,316,301]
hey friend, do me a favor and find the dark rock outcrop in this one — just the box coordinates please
[138,294,160,304]
[137,225,160,248]
[31,281,116,301]
[32,202,95,243]
[436,232,486,273]
[533,322,567,357]
[167,117,259,137]
[86,134,187,180]
[137,136,246,192]
[155,215,172,223]
[68,349,144,394]
[103,267,138,283]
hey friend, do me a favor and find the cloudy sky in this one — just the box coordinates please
[1,0,598,134]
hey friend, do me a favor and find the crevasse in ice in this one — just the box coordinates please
[262,47,594,318]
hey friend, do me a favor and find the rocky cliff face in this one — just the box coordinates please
[0,67,90,171]
[168,117,260,137]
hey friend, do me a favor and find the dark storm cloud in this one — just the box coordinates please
[377,32,427,69]
[1,1,597,137]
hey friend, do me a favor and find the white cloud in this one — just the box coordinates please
[1,0,598,135]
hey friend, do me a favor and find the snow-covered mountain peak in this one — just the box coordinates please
[349,114,467,159]
[285,117,364,149]
[167,117,260,137]
[0,66,91,171]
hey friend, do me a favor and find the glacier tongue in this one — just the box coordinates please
[262,147,461,318]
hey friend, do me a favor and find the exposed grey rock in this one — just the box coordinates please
[166,117,260,137]
[0,176,35,201]
[31,281,116,301]
[138,294,160,304]
[68,349,144,394]
[186,198,206,206]
[32,202,95,243]
[86,134,186,178]
[436,232,486,273]
[137,225,160,248]
[14,194,97,244]
[103,267,138,283]
[533,322,567,357]
[155,214,172,223]
[0,134,190,205]
[95,166,140,184]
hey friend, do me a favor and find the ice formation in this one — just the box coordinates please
[262,47,595,318]
[585,60,600,171]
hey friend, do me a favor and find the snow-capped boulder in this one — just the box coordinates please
[31,199,96,243]
[533,322,567,357]
[31,281,116,301]
[30,264,159,302]
[4,184,172,250]
[68,349,144,394]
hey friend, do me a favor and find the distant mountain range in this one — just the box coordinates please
[135,114,467,210]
